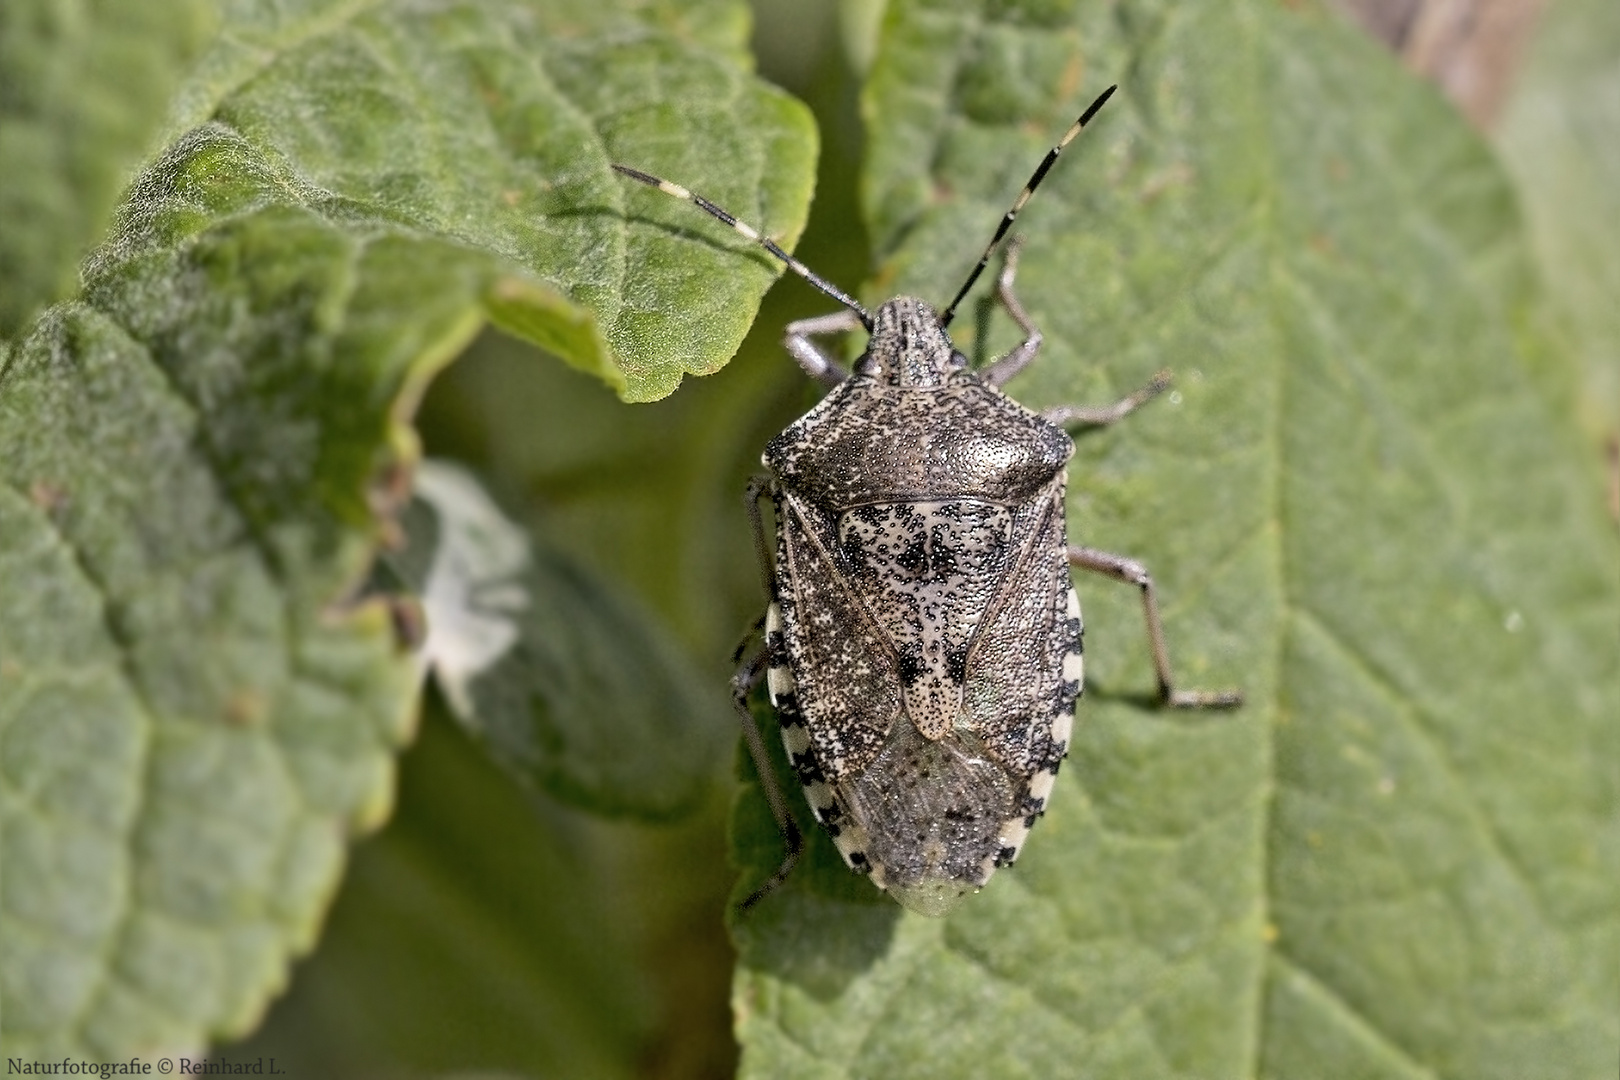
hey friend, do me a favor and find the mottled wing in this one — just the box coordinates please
[962,474,1082,866]
[768,489,902,874]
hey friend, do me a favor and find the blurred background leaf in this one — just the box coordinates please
[230,697,662,1080]
[393,460,729,819]
[1494,0,1620,444]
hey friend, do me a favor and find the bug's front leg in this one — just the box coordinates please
[983,237,1171,426]
[785,309,863,387]
[980,237,1042,387]
[1068,545,1243,709]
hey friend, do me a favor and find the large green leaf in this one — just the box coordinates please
[199,1,814,400]
[4,0,817,399]
[0,208,482,1058]
[731,1,1619,1076]
[0,0,816,1058]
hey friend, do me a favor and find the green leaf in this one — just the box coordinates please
[0,216,481,1056]
[397,460,728,819]
[1494,0,1620,440]
[189,0,814,401]
[7,0,818,400]
[0,0,216,337]
[0,0,816,1057]
[731,2,1619,1077]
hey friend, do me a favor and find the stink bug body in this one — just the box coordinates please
[614,85,1240,917]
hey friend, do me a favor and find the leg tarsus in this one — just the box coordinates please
[743,475,775,602]
[1068,545,1242,709]
[729,611,767,667]
[739,816,802,911]
[786,310,862,387]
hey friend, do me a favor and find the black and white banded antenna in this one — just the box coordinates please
[611,164,873,330]
[938,84,1117,329]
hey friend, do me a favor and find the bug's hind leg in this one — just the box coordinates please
[732,632,803,909]
[1068,545,1243,709]
[981,237,1171,426]
[733,474,802,909]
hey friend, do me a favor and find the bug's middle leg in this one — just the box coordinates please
[1041,371,1173,429]
[981,237,1043,387]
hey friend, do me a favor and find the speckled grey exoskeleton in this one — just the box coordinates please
[614,85,1240,918]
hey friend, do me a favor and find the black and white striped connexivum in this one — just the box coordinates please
[615,85,1241,917]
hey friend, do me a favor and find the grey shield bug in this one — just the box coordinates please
[614,84,1240,917]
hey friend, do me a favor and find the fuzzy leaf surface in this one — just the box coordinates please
[0,0,814,1057]
[6,0,817,401]
[0,200,485,1056]
[730,2,1620,1077]
[0,0,216,337]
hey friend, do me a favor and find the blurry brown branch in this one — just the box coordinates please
[1326,0,1551,127]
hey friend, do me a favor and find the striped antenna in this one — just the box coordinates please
[939,84,1117,328]
[612,164,873,329]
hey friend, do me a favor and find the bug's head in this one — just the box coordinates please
[859,297,966,388]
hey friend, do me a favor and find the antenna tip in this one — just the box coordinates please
[1079,84,1118,125]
